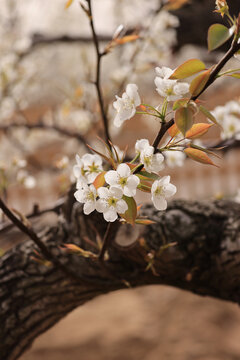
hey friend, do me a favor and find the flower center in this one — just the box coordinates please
[119,177,127,187]
[87,191,95,202]
[144,155,152,166]
[108,197,117,207]
[154,186,163,196]
[166,87,174,96]
[88,162,99,173]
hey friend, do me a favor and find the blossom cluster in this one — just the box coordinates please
[73,139,176,223]
[212,100,240,140]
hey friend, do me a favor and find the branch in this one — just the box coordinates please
[0,122,88,149]
[0,199,240,359]
[86,0,111,143]
[0,197,83,284]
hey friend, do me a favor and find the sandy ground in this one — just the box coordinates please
[21,285,240,360]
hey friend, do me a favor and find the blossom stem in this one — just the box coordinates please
[98,222,113,261]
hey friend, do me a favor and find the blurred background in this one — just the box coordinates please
[0,0,240,359]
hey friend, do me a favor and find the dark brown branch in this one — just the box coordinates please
[192,39,240,100]
[86,0,111,143]
[1,199,240,360]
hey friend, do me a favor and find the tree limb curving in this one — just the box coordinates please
[0,199,240,359]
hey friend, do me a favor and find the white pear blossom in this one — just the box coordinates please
[221,115,240,140]
[113,84,141,127]
[96,187,128,222]
[164,150,185,168]
[73,154,88,188]
[154,66,189,101]
[151,176,176,211]
[16,170,36,189]
[155,66,174,79]
[140,145,164,173]
[212,100,240,139]
[135,139,150,154]
[73,153,103,187]
[74,184,97,215]
[105,163,140,197]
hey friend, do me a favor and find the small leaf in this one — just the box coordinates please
[120,196,137,225]
[168,123,180,137]
[137,183,152,193]
[65,0,73,9]
[208,24,234,51]
[186,123,213,139]
[115,34,139,44]
[228,73,240,79]
[184,147,218,166]
[170,59,206,80]
[135,219,156,225]
[175,106,194,136]
[172,98,189,110]
[93,171,106,189]
[199,105,221,127]
[138,171,159,180]
[189,69,211,97]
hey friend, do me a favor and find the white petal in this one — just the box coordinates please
[97,187,109,199]
[135,139,149,153]
[161,175,170,186]
[82,153,94,166]
[103,209,118,222]
[96,199,108,213]
[83,201,96,215]
[152,195,167,211]
[109,186,123,199]
[164,183,177,197]
[74,189,85,203]
[126,175,140,188]
[73,165,82,178]
[126,84,141,106]
[123,186,136,197]
[86,172,98,183]
[155,66,173,79]
[174,82,189,95]
[117,163,131,177]
[105,170,119,186]
[116,199,128,214]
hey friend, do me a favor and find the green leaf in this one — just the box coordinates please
[138,171,159,180]
[120,196,137,225]
[189,69,211,97]
[199,105,222,127]
[169,59,206,80]
[208,24,234,51]
[175,106,194,137]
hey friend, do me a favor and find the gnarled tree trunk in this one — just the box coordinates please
[0,199,240,360]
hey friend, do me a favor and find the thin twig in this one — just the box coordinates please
[98,222,112,261]
[0,197,83,282]
[86,0,111,143]
[0,198,64,235]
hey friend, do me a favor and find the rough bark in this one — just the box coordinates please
[0,199,240,360]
